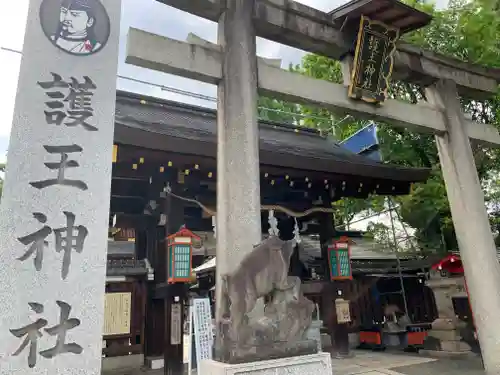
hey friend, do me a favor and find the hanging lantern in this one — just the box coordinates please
[167,227,200,284]
[327,236,352,280]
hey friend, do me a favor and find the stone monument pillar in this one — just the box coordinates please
[0,0,121,374]
[424,272,471,356]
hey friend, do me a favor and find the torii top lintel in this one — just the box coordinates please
[157,0,500,98]
[328,0,433,36]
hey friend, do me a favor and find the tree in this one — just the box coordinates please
[257,0,500,253]
[258,96,300,124]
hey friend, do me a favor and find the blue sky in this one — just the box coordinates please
[0,0,447,164]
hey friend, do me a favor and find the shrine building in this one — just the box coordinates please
[104,90,438,369]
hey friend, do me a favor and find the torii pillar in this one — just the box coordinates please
[428,80,500,373]
[214,0,263,349]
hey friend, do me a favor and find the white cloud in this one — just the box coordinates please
[0,0,448,163]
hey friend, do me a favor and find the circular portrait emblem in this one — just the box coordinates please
[40,0,110,56]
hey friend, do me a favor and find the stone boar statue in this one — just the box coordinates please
[221,236,296,342]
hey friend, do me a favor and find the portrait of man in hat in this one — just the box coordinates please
[50,0,104,55]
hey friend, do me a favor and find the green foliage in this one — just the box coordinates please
[396,168,455,253]
[365,222,395,252]
[258,96,300,124]
[257,0,500,253]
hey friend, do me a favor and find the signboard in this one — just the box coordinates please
[188,298,213,375]
[170,303,182,345]
[167,228,200,283]
[0,0,121,372]
[328,237,353,280]
[348,15,399,104]
[103,292,132,336]
[335,298,352,324]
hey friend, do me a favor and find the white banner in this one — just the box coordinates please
[188,298,213,375]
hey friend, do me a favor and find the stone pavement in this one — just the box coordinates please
[392,355,485,375]
[103,350,486,375]
[329,351,437,375]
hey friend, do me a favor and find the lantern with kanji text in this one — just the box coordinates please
[327,236,352,280]
[167,227,200,284]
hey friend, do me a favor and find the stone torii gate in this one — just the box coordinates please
[126,0,500,373]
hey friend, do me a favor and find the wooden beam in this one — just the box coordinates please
[113,144,424,186]
[111,194,144,201]
[112,161,411,201]
[125,29,500,147]
[156,0,500,97]
[111,178,149,197]
[162,177,186,374]
[110,199,145,215]
[112,213,143,228]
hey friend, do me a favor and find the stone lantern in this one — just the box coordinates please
[424,255,472,356]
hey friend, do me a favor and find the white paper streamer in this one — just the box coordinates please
[268,209,280,236]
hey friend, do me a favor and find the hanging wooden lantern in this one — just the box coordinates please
[167,227,200,284]
[327,236,352,280]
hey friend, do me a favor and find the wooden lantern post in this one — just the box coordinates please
[164,227,200,375]
[327,236,353,357]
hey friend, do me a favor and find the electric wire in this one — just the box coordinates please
[1,46,336,124]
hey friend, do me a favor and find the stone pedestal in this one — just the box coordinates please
[424,274,472,357]
[306,320,323,352]
[429,318,471,352]
[200,353,332,375]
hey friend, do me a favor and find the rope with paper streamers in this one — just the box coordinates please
[165,187,336,218]
[166,187,409,321]
[165,189,416,323]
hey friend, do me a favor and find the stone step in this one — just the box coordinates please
[145,356,164,370]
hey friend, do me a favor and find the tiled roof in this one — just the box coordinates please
[193,234,429,275]
[107,240,135,255]
[114,91,429,183]
[106,241,154,278]
[300,235,406,262]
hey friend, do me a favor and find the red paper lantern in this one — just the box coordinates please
[431,254,463,275]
